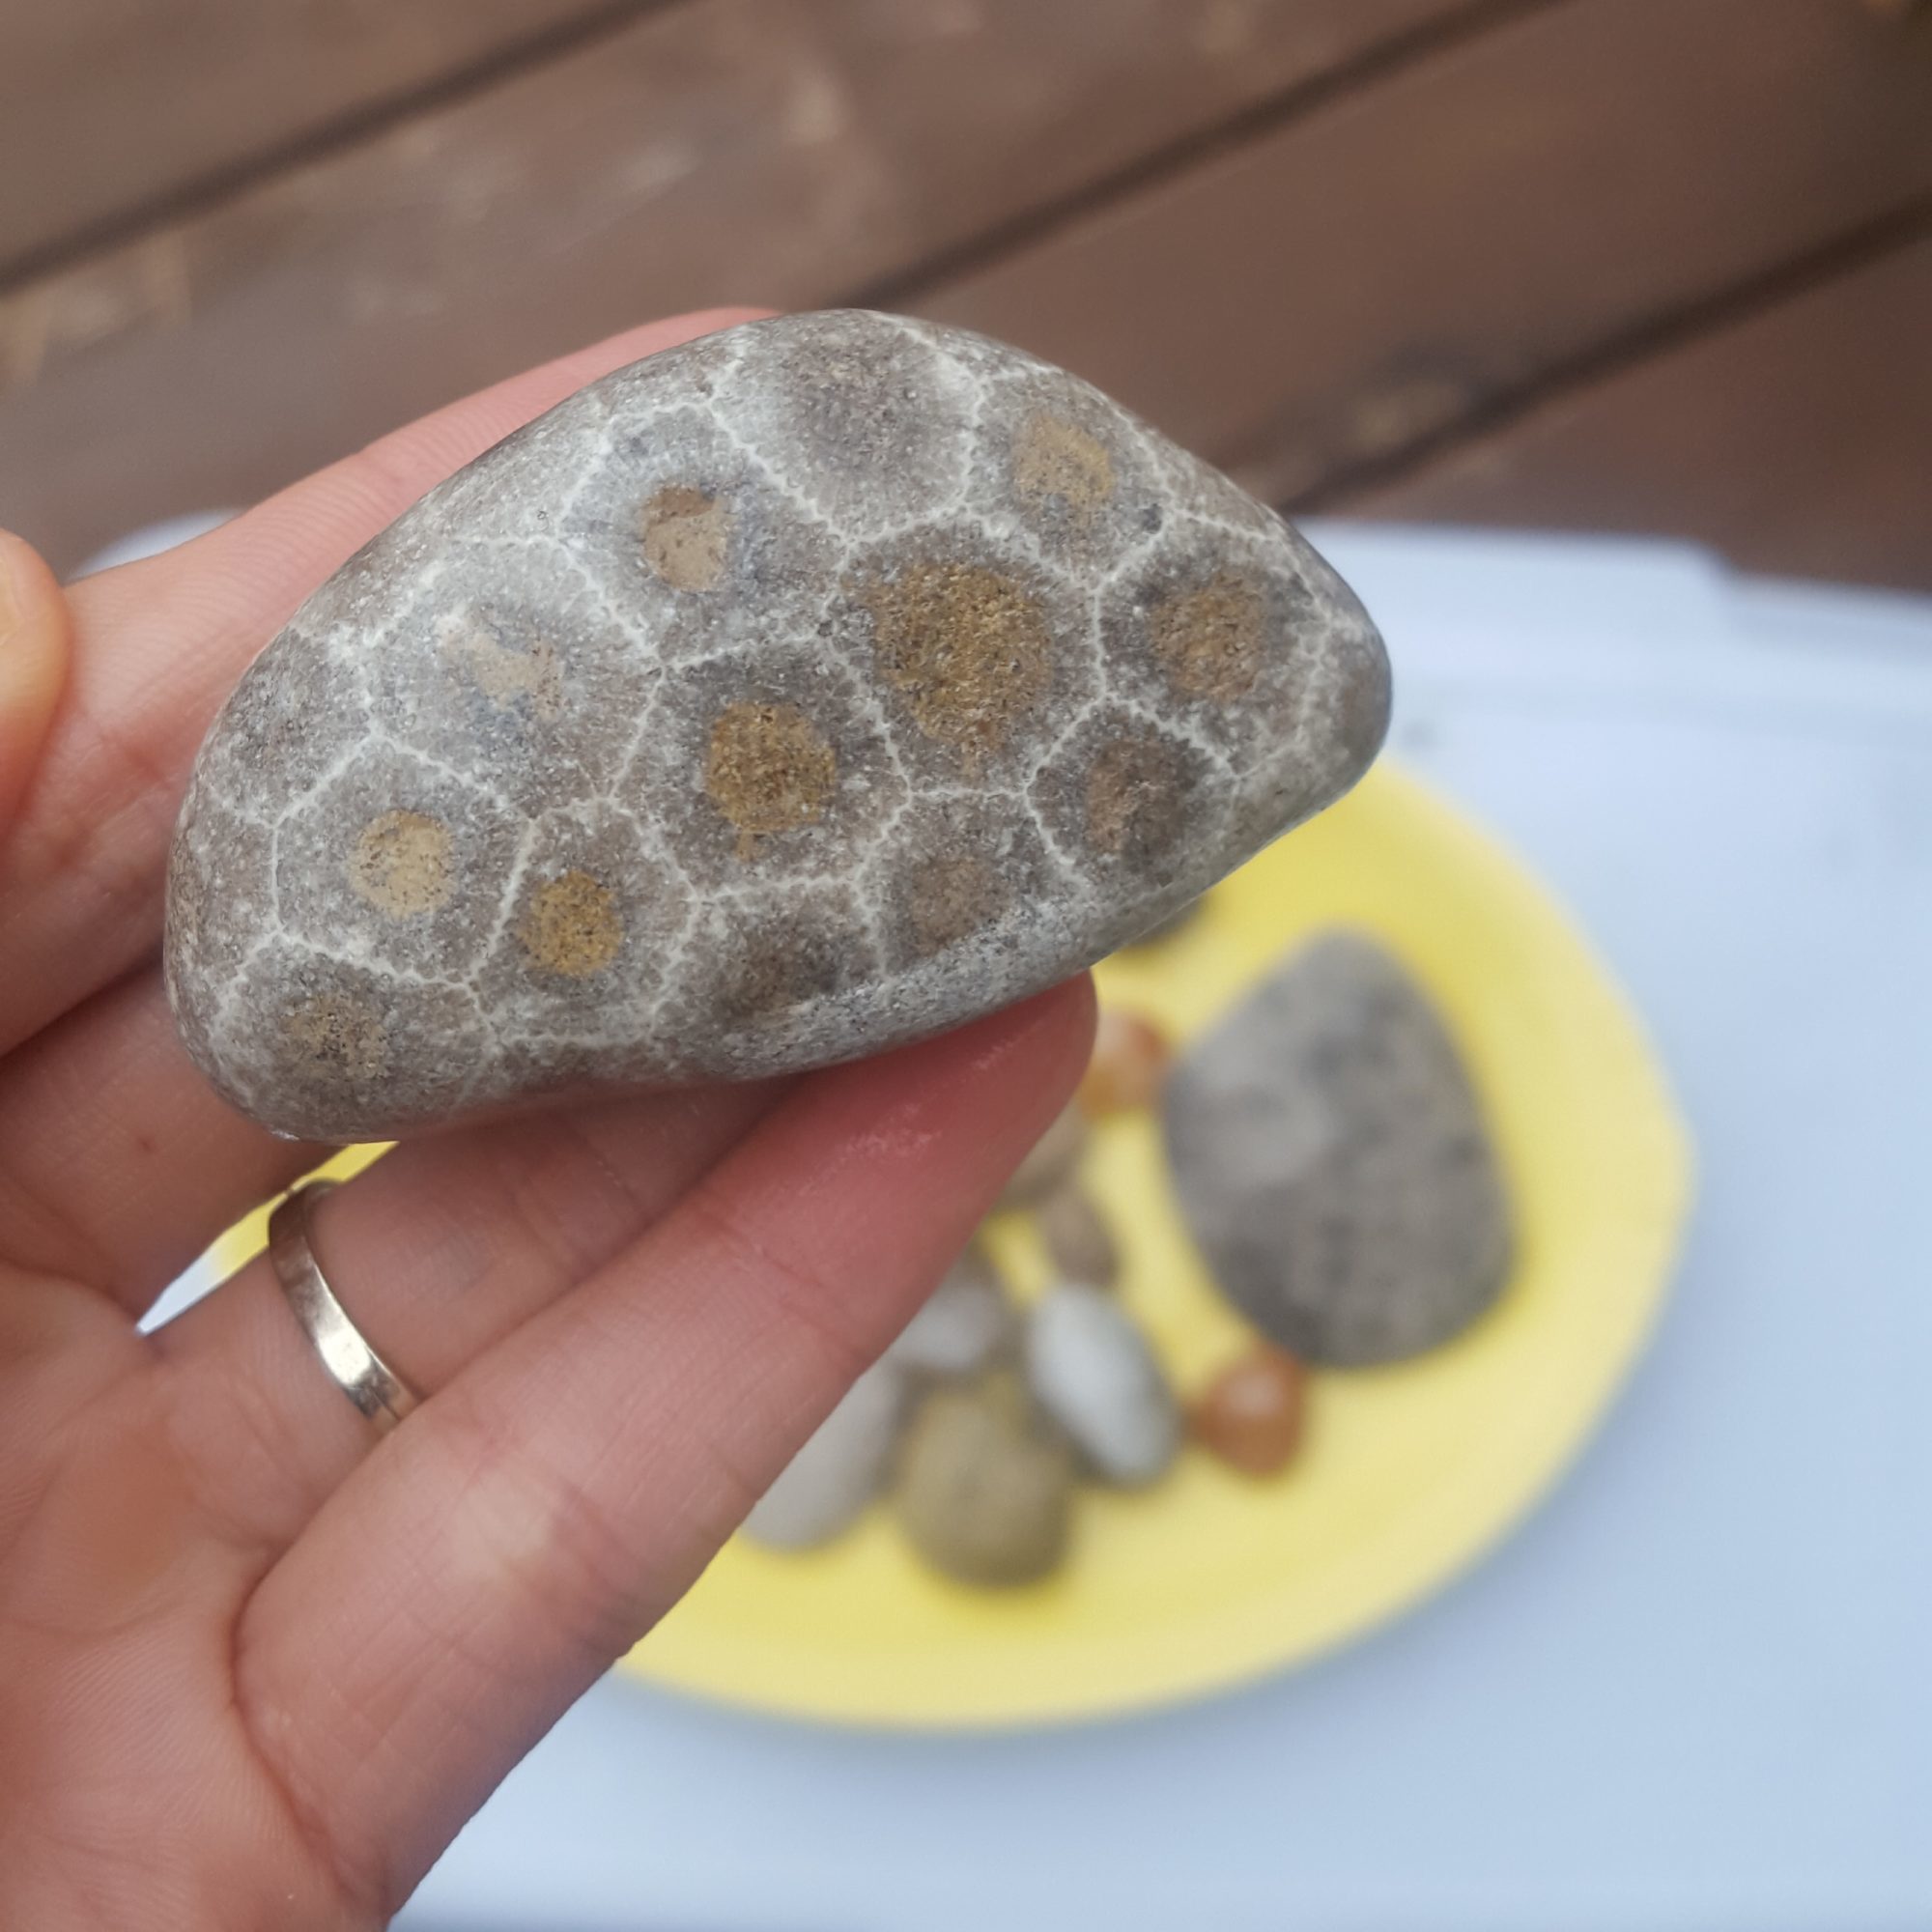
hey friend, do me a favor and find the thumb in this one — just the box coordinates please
[0,532,71,841]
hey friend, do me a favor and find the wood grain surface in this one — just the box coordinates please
[913,0,1932,506]
[0,0,1481,573]
[1350,230,1932,593]
[0,0,643,273]
[0,0,1926,592]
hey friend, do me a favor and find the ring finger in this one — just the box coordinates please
[151,1075,783,1548]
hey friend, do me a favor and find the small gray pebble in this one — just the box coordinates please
[742,1358,905,1551]
[165,309,1388,1141]
[885,1246,1016,1379]
[1037,1183,1120,1288]
[1024,1281,1180,1488]
[1163,931,1512,1365]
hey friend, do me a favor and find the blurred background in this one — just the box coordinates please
[10,5,1930,1929]
[1,0,1928,586]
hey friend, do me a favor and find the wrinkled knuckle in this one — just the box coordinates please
[431,1385,655,1663]
[667,1425,765,1557]
[0,1155,119,1289]
[680,1182,873,1391]
[165,1353,323,1548]
[494,1120,648,1289]
[17,708,177,916]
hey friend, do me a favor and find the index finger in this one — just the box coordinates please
[0,307,771,1060]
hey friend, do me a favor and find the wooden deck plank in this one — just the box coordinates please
[0,0,1476,575]
[912,0,1932,519]
[1348,232,1932,593]
[0,0,624,273]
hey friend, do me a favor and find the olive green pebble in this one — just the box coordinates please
[895,1371,1075,1587]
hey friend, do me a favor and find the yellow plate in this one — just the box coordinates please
[618,762,1691,1728]
[213,763,1690,1731]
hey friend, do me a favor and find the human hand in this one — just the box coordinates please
[0,310,1094,1928]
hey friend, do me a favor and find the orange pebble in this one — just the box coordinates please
[1190,1345,1308,1476]
[1077,1008,1172,1117]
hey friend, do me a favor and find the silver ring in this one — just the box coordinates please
[268,1180,420,1434]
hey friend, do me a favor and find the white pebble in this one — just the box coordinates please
[1024,1282,1179,1488]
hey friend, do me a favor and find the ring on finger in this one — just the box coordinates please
[268,1180,420,1435]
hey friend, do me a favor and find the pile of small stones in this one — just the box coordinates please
[743,1069,1201,1588]
[744,921,1511,1590]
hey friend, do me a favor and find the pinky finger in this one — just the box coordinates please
[0,533,71,838]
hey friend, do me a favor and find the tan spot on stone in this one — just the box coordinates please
[704,702,838,856]
[440,615,563,720]
[346,810,454,918]
[1151,575,1265,701]
[641,485,731,591]
[1013,412,1115,512]
[858,562,1050,759]
[1084,734,1192,866]
[519,870,623,978]
[907,856,1005,953]
[281,992,387,1082]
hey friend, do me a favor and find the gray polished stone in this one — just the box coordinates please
[1164,932,1512,1366]
[167,311,1387,1140]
